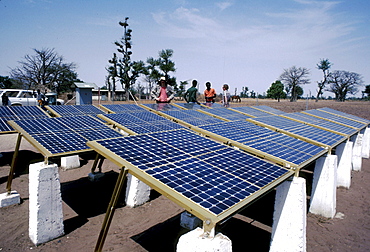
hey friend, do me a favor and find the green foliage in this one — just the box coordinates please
[316,58,332,102]
[0,76,14,89]
[240,86,249,98]
[363,84,370,98]
[266,80,286,102]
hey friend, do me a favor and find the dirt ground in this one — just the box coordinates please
[0,99,369,252]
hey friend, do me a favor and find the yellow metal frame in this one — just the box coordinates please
[97,114,138,136]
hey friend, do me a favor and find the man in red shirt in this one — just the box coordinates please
[204,82,216,103]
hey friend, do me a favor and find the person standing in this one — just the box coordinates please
[204,81,216,103]
[36,89,45,107]
[184,80,199,104]
[222,84,231,107]
[151,77,175,103]
[2,93,9,106]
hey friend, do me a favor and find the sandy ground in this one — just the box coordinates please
[0,99,369,252]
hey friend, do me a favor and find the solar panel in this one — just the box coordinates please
[302,109,366,130]
[0,106,49,133]
[251,105,287,115]
[281,112,358,136]
[200,108,252,121]
[161,110,225,126]
[249,115,347,147]
[99,104,147,114]
[8,116,124,157]
[201,102,223,108]
[197,120,327,168]
[87,129,293,224]
[317,107,370,125]
[174,103,205,110]
[99,112,186,134]
[231,106,273,117]
[141,103,183,111]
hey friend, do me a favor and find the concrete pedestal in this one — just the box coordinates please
[125,174,151,207]
[29,162,64,245]
[361,127,369,158]
[60,155,80,170]
[309,155,337,218]
[352,134,363,171]
[336,141,353,188]
[177,227,232,252]
[0,191,20,208]
[270,177,306,252]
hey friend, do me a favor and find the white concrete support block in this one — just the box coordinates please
[0,191,20,208]
[180,211,203,230]
[29,162,64,245]
[270,177,307,252]
[60,155,80,170]
[177,227,232,252]
[352,134,363,171]
[309,155,337,218]
[125,174,151,207]
[336,141,353,189]
[361,127,370,158]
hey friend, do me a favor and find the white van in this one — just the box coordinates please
[0,89,64,106]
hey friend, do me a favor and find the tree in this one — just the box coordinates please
[157,49,176,86]
[240,86,248,98]
[363,84,370,99]
[142,57,161,98]
[266,80,286,102]
[316,59,332,102]
[10,48,77,93]
[0,76,13,89]
[326,70,364,101]
[110,17,145,100]
[279,66,310,102]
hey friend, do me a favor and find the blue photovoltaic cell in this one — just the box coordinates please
[141,103,182,111]
[250,116,346,146]
[303,109,366,129]
[199,121,325,166]
[283,112,358,136]
[202,102,223,108]
[251,105,286,115]
[13,116,123,155]
[162,110,224,126]
[94,129,291,216]
[232,107,273,117]
[0,106,49,133]
[202,108,252,121]
[318,107,370,125]
[100,104,147,113]
[48,105,106,116]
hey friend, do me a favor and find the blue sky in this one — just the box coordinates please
[1,0,369,97]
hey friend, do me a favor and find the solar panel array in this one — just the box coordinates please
[231,106,274,117]
[249,115,347,147]
[0,106,49,133]
[197,120,326,167]
[99,112,186,134]
[100,104,148,114]
[200,107,252,121]
[317,107,370,125]
[281,112,358,136]
[302,109,366,130]
[47,105,106,117]
[9,115,123,157]
[88,129,293,221]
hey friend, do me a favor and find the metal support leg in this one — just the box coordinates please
[94,167,128,252]
[6,133,22,194]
